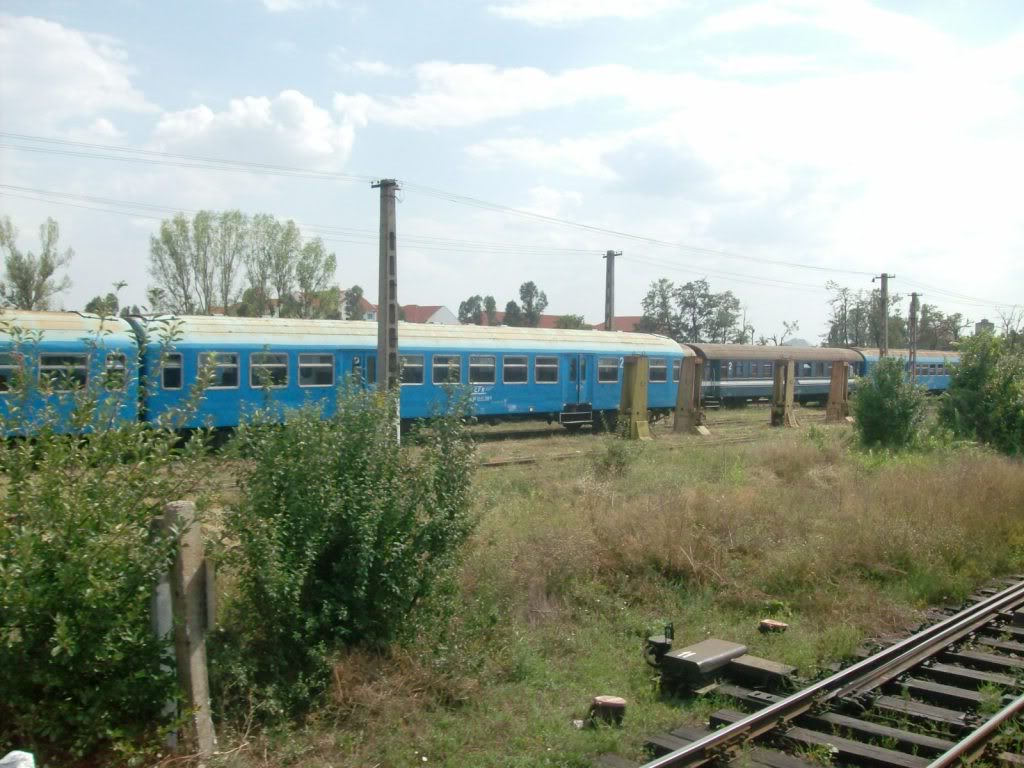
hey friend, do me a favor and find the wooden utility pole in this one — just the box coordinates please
[373,179,400,391]
[604,250,620,331]
[873,273,895,356]
[908,292,920,383]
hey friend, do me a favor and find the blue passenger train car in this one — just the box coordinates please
[855,348,959,392]
[129,315,687,429]
[0,311,140,431]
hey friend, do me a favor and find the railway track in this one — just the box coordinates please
[601,579,1024,768]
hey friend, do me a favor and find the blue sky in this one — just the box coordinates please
[1,0,1022,339]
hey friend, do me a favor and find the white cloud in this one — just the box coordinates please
[488,0,685,25]
[153,90,359,169]
[334,62,691,128]
[0,14,154,133]
[262,0,338,11]
[467,135,627,179]
[331,58,400,76]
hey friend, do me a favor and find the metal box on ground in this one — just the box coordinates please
[660,639,747,688]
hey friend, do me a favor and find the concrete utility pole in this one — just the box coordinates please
[604,250,620,331]
[373,179,400,391]
[909,292,920,383]
[873,273,896,356]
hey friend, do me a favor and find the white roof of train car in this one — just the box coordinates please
[0,311,137,344]
[132,315,687,354]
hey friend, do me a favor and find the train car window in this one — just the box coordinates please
[764,362,774,378]
[535,356,559,384]
[367,357,376,384]
[672,359,681,383]
[198,352,239,389]
[503,355,528,384]
[649,358,667,383]
[299,353,334,387]
[432,355,461,385]
[104,353,128,391]
[400,354,424,385]
[597,357,619,384]
[470,355,496,384]
[0,352,22,392]
[39,353,89,391]
[161,353,183,390]
[250,352,289,388]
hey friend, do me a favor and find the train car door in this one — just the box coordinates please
[567,353,593,406]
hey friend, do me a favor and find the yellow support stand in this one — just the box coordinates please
[825,363,852,423]
[770,359,799,428]
[619,356,653,441]
[673,356,710,435]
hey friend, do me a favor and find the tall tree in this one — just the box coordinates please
[707,289,741,343]
[0,216,73,310]
[638,278,676,337]
[84,292,119,316]
[243,214,278,317]
[555,314,587,329]
[518,281,548,327]
[458,295,484,324]
[294,237,338,318]
[149,213,202,314]
[344,285,366,320]
[483,295,497,326]
[214,210,247,314]
[503,300,524,327]
[675,279,716,342]
[269,219,302,315]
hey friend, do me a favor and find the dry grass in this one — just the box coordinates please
[213,424,1024,768]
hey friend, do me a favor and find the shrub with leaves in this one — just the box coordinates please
[213,388,477,719]
[852,356,926,449]
[0,325,207,763]
[940,333,1024,455]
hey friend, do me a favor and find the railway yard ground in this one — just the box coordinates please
[207,406,1024,768]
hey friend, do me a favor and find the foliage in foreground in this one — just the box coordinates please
[212,390,477,721]
[940,333,1024,456]
[852,356,926,449]
[0,374,206,762]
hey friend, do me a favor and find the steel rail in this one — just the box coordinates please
[639,580,1024,768]
[926,691,1024,767]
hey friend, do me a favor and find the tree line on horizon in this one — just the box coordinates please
[0,212,1017,350]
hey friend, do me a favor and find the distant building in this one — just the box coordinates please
[362,302,457,324]
[591,316,643,332]
[975,318,995,335]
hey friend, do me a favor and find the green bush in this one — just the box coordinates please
[940,334,1024,455]
[213,389,477,719]
[852,357,926,449]
[0,331,207,763]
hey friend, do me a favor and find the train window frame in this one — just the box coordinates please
[649,358,668,383]
[597,357,619,384]
[469,354,496,384]
[104,352,128,391]
[161,353,183,390]
[400,354,424,386]
[534,355,559,384]
[298,353,334,388]
[672,359,681,383]
[0,352,23,393]
[198,352,240,389]
[39,353,89,392]
[250,352,289,389]
[503,355,528,384]
[432,354,462,385]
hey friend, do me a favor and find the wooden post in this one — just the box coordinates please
[770,359,798,427]
[673,356,709,435]
[619,356,652,440]
[825,362,851,423]
[162,501,216,757]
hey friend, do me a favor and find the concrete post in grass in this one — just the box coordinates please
[770,359,799,428]
[160,501,217,757]
[825,362,851,423]
[673,356,709,435]
[619,356,652,440]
